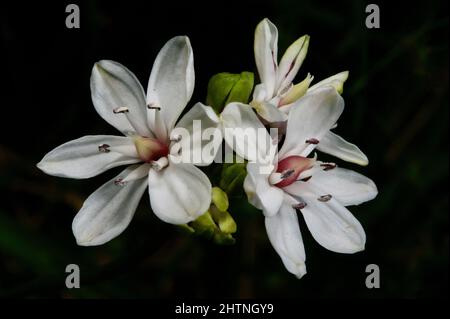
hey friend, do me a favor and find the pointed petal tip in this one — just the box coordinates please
[295,266,307,279]
[352,241,366,253]
[257,17,276,30]
[93,60,110,70]
[36,160,50,174]
[355,156,369,166]
[169,35,191,46]
[72,221,105,247]
[355,150,369,166]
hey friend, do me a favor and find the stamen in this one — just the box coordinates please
[280,169,295,179]
[321,163,337,171]
[170,135,182,142]
[114,178,127,186]
[98,144,111,153]
[318,194,332,202]
[306,138,319,145]
[150,157,169,171]
[292,201,307,210]
[147,103,161,110]
[113,106,129,114]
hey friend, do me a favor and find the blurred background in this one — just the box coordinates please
[0,0,448,298]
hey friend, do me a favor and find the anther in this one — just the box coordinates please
[147,103,161,110]
[150,157,169,171]
[317,194,332,202]
[299,176,312,182]
[98,144,111,153]
[113,106,129,114]
[114,178,127,186]
[292,201,307,210]
[321,163,337,171]
[306,138,319,145]
[280,169,295,179]
[170,135,182,142]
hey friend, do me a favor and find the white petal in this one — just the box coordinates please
[147,36,194,142]
[173,102,221,166]
[308,71,349,94]
[317,131,369,166]
[221,102,275,163]
[72,165,148,246]
[91,60,152,137]
[244,162,284,217]
[254,18,278,99]
[284,182,366,253]
[308,167,377,206]
[37,135,140,179]
[254,101,288,123]
[252,83,268,102]
[265,196,307,278]
[148,162,211,224]
[276,35,310,94]
[279,86,344,159]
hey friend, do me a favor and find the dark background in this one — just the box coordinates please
[0,0,448,298]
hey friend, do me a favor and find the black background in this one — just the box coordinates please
[0,0,448,298]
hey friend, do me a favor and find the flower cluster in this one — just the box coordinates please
[38,18,377,278]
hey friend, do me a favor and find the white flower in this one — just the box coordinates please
[243,86,378,278]
[251,18,368,166]
[37,36,213,246]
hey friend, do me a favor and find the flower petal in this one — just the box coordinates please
[148,162,211,224]
[308,71,349,94]
[265,196,307,278]
[221,102,275,163]
[147,36,195,142]
[284,182,366,253]
[254,18,278,99]
[244,162,284,217]
[37,135,140,179]
[278,86,344,159]
[91,60,152,137]
[317,131,369,166]
[172,102,221,166]
[276,35,310,95]
[308,167,377,206]
[72,165,148,246]
[254,101,288,123]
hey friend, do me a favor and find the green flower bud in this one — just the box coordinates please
[211,187,229,212]
[210,206,237,234]
[206,72,254,113]
[190,211,216,238]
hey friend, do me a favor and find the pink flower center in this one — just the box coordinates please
[133,136,168,163]
[273,155,314,188]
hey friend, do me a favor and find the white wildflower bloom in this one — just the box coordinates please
[251,18,368,166]
[243,86,378,278]
[37,36,213,246]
